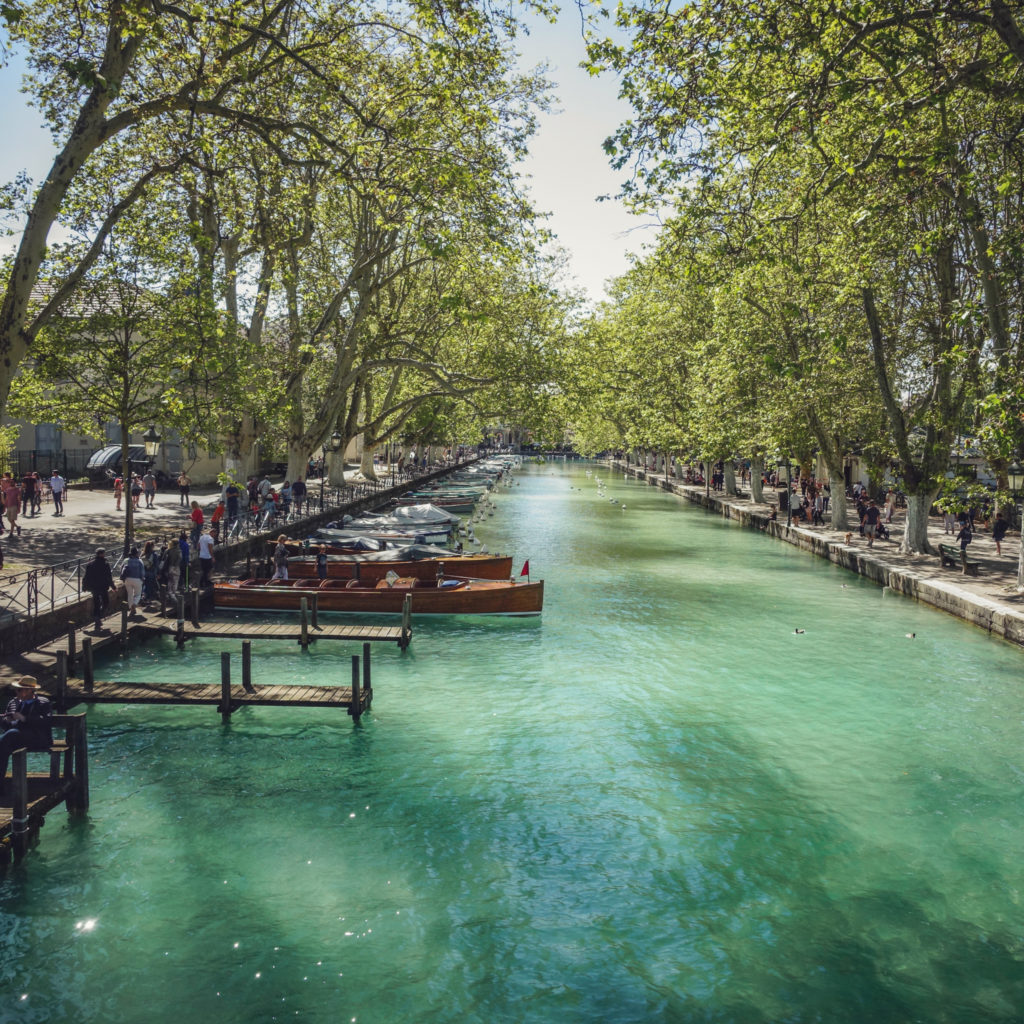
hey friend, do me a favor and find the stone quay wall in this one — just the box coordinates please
[616,462,1024,649]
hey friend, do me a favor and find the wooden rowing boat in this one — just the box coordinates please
[213,576,544,615]
[285,553,513,582]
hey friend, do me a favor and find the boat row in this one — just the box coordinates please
[212,457,543,616]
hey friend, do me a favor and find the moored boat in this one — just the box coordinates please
[286,552,513,582]
[213,576,544,616]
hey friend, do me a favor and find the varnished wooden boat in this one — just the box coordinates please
[213,576,544,615]
[285,553,513,582]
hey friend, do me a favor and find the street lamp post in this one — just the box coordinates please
[320,431,343,511]
[124,425,161,556]
[1007,461,1024,529]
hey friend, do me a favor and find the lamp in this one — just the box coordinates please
[1007,462,1024,494]
[142,425,162,457]
[320,431,343,511]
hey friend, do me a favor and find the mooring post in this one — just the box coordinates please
[191,588,201,628]
[241,639,254,693]
[219,651,232,718]
[400,593,412,650]
[311,593,319,630]
[67,627,77,670]
[176,593,185,647]
[55,650,68,713]
[120,604,129,649]
[11,749,29,860]
[300,597,309,648]
[350,654,361,721]
[82,636,94,693]
[363,641,372,695]
[71,714,90,811]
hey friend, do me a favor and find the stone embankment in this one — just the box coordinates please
[616,462,1024,648]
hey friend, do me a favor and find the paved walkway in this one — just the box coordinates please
[622,466,1024,634]
[0,484,228,571]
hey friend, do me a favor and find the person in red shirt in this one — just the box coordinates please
[189,500,204,545]
[210,500,225,543]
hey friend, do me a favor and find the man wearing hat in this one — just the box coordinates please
[0,676,53,795]
[83,547,116,631]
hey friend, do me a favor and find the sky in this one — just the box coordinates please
[0,6,655,305]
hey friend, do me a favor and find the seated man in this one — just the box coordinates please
[0,676,53,795]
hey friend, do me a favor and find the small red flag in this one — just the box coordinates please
[520,560,530,577]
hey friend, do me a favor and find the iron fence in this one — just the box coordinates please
[0,448,96,480]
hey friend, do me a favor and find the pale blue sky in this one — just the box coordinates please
[0,7,652,304]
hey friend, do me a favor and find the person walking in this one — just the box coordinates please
[225,480,240,527]
[177,471,191,507]
[862,500,881,548]
[4,476,21,535]
[113,474,123,511]
[20,471,35,517]
[884,489,896,524]
[142,468,157,508]
[992,512,1008,556]
[210,499,225,543]
[291,476,306,516]
[130,474,142,509]
[120,546,145,614]
[271,535,290,580]
[141,539,159,604]
[178,531,190,591]
[49,468,66,516]
[163,536,182,595]
[83,547,115,630]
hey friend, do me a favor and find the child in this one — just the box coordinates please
[316,545,328,580]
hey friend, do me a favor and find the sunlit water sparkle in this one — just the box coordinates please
[1,462,1022,1022]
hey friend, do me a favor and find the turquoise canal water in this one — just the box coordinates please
[1,462,1022,1022]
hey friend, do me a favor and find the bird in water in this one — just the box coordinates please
[794,628,805,634]
[621,504,626,510]
[905,633,916,639]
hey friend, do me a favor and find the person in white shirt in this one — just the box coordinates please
[197,528,216,586]
[49,470,66,515]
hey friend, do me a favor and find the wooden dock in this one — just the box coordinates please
[57,678,369,712]
[134,620,405,644]
[53,637,377,721]
[0,714,89,864]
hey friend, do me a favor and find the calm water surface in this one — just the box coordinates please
[1,462,1022,1023]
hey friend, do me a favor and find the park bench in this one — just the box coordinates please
[939,542,979,576]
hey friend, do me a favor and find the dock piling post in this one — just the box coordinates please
[400,593,412,650]
[191,588,201,628]
[11,749,28,860]
[55,650,68,713]
[82,637,94,692]
[300,598,309,648]
[176,593,185,647]
[311,594,318,630]
[241,640,254,693]
[67,627,77,670]
[71,714,89,810]
[350,655,361,721]
[120,604,129,649]
[219,652,233,718]
[363,641,372,696]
